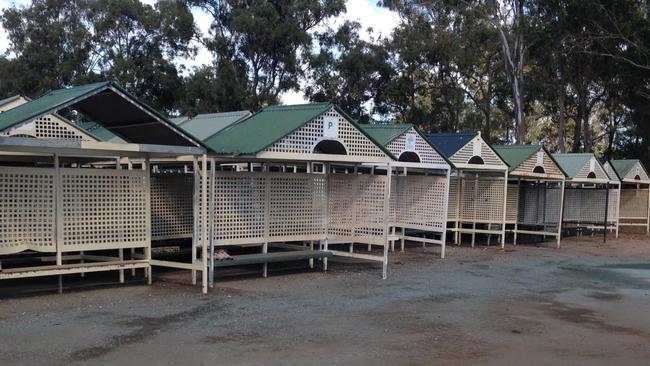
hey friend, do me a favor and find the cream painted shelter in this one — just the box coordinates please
[360,124,452,255]
[189,103,404,286]
[553,153,620,239]
[425,132,510,247]
[493,145,567,247]
[604,159,650,234]
[0,82,207,292]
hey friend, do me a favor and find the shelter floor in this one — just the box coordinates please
[1,234,650,366]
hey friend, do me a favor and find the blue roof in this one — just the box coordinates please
[424,132,478,158]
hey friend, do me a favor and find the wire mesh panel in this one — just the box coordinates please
[473,178,505,223]
[620,188,649,219]
[60,168,149,252]
[391,175,447,231]
[0,167,56,254]
[328,174,388,245]
[265,108,387,158]
[563,187,617,224]
[151,173,194,240]
[268,173,327,240]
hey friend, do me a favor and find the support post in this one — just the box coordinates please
[116,157,124,284]
[455,169,462,245]
[191,157,199,285]
[201,155,208,294]
[143,158,152,285]
[54,154,63,294]
[209,158,216,287]
[382,162,392,279]
[514,178,520,245]
[604,183,610,244]
[441,167,451,259]
[501,170,509,248]
[557,179,565,248]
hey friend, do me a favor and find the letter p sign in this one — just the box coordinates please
[323,116,339,139]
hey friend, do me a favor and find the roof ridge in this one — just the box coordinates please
[264,102,331,111]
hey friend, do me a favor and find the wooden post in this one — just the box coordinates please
[143,158,152,285]
[191,157,199,285]
[513,178,520,245]
[201,155,208,294]
[441,167,451,259]
[557,179,565,248]
[616,184,621,238]
[116,157,124,284]
[501,170,509,248]
[382,162,392,279]
[455,169,462,245]
[54,154,63,294]
[471,173,479,247]
[209,158,216,287]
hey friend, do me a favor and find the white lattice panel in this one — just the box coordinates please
[447,176,460,220]
[269,174,327,239]
[265,108,387,158]
[151,173,194,240]
[328,174,388,244]
[0,167,55,254]
[61,168,149,251]
[576,159,609,180]
[452,136,505,166]
[211,173,266,243]
[386,128,447,165]
[391,175,447,230]
[620,188,649,219]
[2,115,95,141]
[506,185,519,222]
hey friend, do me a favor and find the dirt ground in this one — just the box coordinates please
[1,233,649,366]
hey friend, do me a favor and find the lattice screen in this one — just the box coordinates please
[447,175,506,224]
[386,128,447,165]
[0,167,56,254]
[448,176,459,220]
[265,108,387,158]
[60,168,149,251]
[268,174,327,239]
[391,175,447,231]
[506,185,519,222]
[210,172,266,244]
[328,174,388,245]
[150,173,194,240]
[2,115,95,141]
[619,188,649,219]
[452,137,505,166]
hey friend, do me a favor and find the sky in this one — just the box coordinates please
[0,0,400,105]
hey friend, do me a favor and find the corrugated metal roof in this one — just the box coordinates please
[204,102,393,159]
[492,145,540,172]
[359,124,412,146]
[177,110,252,141]
[0,95,21,109]
[0,81,204,148]
[78,121,124,143]
[611,159,642,178]
[424,132,477,158]
[0,82,110,131]
[552,153,594,178]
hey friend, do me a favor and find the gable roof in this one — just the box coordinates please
[424,132,478,158]
[611,159,648,179]
[176,110,252,141]
[493,144,567,176]
[359,124,412,146]
[204,102,394,158]
[360,123,452,166]
[0,81,204,148]
[0,95,21,109]
[552,153,614,182]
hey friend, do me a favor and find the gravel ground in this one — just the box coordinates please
[1,233,649,366]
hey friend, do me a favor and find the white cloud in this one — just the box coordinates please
[338,0,400,41]
[281,89,309,105]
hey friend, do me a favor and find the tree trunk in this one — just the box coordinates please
[483,107,491,144]
[557,67,566,153]
[580,89,591,152]
[572,104,582,153]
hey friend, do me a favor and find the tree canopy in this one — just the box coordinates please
[0,0,648,165]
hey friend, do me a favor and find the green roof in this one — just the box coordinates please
[493,145,540,172]
[0,82,110,131]
[611,159,642,178]
[553,153,596,178]
[78,121,124,142]
[177,110,251,141]
[493,144,566,176]
[359,124,412,146]
[204,102,394,158]
[0,81,204,147]
[0,95,21,108]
